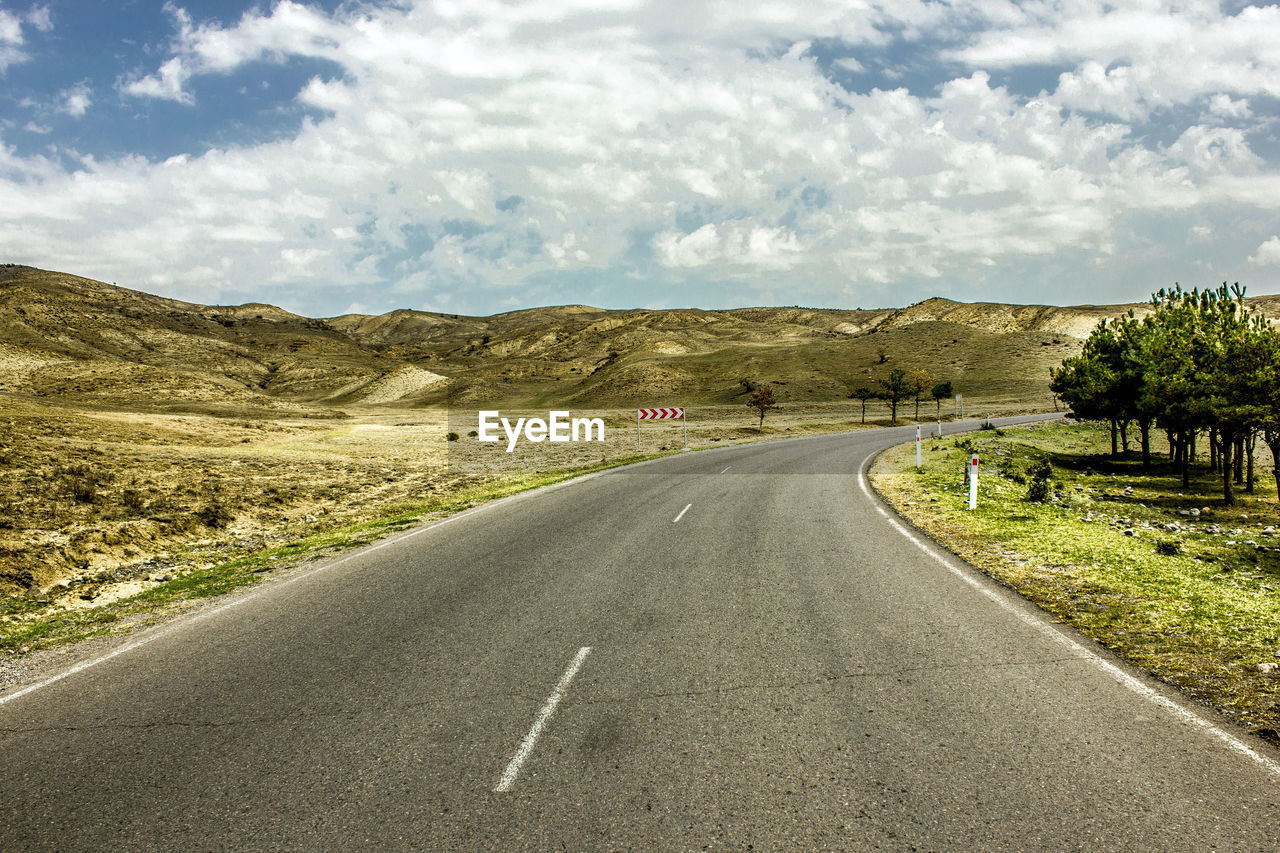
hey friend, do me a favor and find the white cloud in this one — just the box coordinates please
[1208,93,1251,120]
[6,0,1280,312]
[25,5,51,32]
[1250,237,1280,267]
[0,4,52,71]
[120,56,193,103]
[59,82,91,117]
[951,2,1280,121]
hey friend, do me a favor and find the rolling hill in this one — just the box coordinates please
[4,263,1257,412]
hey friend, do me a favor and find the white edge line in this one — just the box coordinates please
[856,455,1280,777]
[494,646,591,792]
[673,503,692,523]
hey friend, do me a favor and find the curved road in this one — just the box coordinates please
[4,415,1280,850]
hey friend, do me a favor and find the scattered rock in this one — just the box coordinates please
[1123,528,1135,536]
[1258,662,1279,674]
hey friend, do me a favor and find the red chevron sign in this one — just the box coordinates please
[638,407,684,420]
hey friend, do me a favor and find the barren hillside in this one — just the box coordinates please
[5,264,1264,411]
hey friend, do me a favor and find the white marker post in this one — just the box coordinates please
[683,405,689,450]
[968,454,979,510]
[937,419,942,437]
[915,425,922,468]
[636,409,641,451]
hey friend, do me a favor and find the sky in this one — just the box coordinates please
[3,1,1280,317]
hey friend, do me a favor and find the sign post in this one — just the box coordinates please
[968,454,978,510]
[637,407,686,450]
[915,425,922,468]
[955,393,962,418]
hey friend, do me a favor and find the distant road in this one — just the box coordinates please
[5,413,1280,851]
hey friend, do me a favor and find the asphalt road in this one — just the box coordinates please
[4,414,1280,851]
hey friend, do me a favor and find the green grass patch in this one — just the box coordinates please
[872,420,1280,733]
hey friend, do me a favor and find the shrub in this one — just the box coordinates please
[121,487,146,515]
[1026,459,1054,502]
[1155,539,1181,556]
[446,432,460,442]
[62,461,99,502]
[196,502,233,528]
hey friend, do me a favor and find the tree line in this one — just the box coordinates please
[1050,283,1280,505]
[850,370,953,424]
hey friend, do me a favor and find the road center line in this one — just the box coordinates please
[856,455,1280,778]
[494,646,591,793]
[673,503,692,523]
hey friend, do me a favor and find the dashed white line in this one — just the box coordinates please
[673,503,692,523]
[494,646,592,792]
[720,466,732,474]
[855,456,1280,778]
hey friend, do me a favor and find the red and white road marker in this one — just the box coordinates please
[636,406,688,450]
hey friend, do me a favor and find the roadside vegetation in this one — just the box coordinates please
[874,418,1280,738]
[1051,283,1280,506]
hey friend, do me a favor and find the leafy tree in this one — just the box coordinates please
[747,384,779,430]
[849,386,879,424]
[1199,285,1276,504]
[1054,282,1280,504]
[1050,314,1152,460]
[931,380,954,418]
[878,368,910,424]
